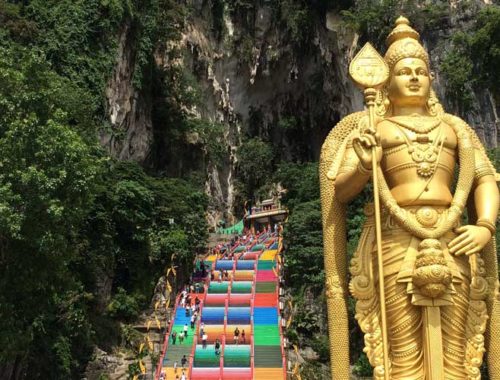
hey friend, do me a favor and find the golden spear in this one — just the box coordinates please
[349,42,390,380]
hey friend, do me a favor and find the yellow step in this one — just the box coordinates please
[160,367,189,379]
[260,249,278,260]
[254,367,284,379]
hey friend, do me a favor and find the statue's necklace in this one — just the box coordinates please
[390,118,444,178]
[389,116,441,134]
[376,115,475,240]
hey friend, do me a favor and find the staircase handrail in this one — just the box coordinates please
[154,292,182,380]
[250,334,255,379]
[276,240,288,380]
[224,297,229,329]
[188,334,197,377]
[220,334,226,379]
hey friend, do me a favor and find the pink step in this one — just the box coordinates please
[256,270,276,281]
[191,368,220,380]
[222,367,252,380]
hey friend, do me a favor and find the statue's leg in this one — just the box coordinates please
[384,271,425,380]
[441,280,469,379]
[373,231,424,380]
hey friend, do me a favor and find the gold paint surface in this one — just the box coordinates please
[320,16,499,380]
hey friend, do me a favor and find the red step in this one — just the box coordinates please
[254,293,277,307]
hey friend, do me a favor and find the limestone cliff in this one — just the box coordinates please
[103,0,499,225]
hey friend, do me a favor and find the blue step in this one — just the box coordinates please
[227,307,251,324]
[174,307,192,324]
[201,307,226,324]
[215,260,234,270]
[236,260,255,270]
[253,307,279,324]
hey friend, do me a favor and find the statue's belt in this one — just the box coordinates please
[361,204,468,306]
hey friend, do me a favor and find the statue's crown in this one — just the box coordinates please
[384,16,429,70]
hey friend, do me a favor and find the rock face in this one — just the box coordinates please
[102,22,153,163]
[104,1,499,224]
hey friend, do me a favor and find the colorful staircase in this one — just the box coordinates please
[156,232,286,379]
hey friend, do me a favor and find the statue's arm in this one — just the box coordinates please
[334,142,371,203]
[449,147,498,255]
[472,149,499,228]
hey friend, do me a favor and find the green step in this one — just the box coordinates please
[208,282,229,293]
[224,345,251,367]
[254,345,283,367]
[257,261,275,270]
[253,325,281,345]
[162,345,192,366]
[169,328,195,346]
[231,281,252,293]
[193,345,219,367]
[255,282,276,293]
[251,244,265,251]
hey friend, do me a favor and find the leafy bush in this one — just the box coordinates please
[275,162,319,210]
[236,137,274,201]
[341,0,449,49]
[106,288,141,321]
[283,200,324,291]
[353,352,373,376]
[0,3,207,376]
[310,335,330,363]
[440,6,500,108]
[440,35,475,112]
[277,0,314,47]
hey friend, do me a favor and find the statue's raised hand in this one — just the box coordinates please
[352,127,383,170]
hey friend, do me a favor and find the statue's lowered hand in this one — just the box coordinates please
[448,225,492,256]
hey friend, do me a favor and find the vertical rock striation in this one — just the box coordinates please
[103,1,498,225]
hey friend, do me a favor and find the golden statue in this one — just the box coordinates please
[320,16,499,379]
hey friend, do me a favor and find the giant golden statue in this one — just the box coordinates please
[320,17,499,379]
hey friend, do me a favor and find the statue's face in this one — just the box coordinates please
[387,58,431,107]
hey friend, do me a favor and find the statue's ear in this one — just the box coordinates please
[430,71,436,81]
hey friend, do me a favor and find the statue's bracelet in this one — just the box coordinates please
[476,219,496,235]
[357,162,372,175]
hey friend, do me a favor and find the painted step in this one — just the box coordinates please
[253,308,279,324]
[253,325,281,346]
[255,282,276,293]
[223,345,251,367]
[254,293,277,307]
[257,261,275,270]
[254,345,283,367]
[222,367,252,380]
[190,367,220,380]
[194,345,220,367]
[162,344,191,366]
[254,367,284,379]
[256,270,276,281]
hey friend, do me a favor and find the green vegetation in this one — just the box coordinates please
[283,199,324,290]
[275,0,315,47]
[235,137,274,206]
[353,352,373,377]
[440,34,476,112]
[0,0,497,378]
[341,0,449,50]
[0,1,208,378]
[441,5,500,109]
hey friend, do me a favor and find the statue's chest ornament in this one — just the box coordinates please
[390,118,444,178]
[376,115,475,241]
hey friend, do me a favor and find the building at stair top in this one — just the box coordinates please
[156,231,285,380]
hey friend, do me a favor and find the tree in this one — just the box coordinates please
[236,137,274,203]
[283,200,324,291]
[0,43,101,378]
